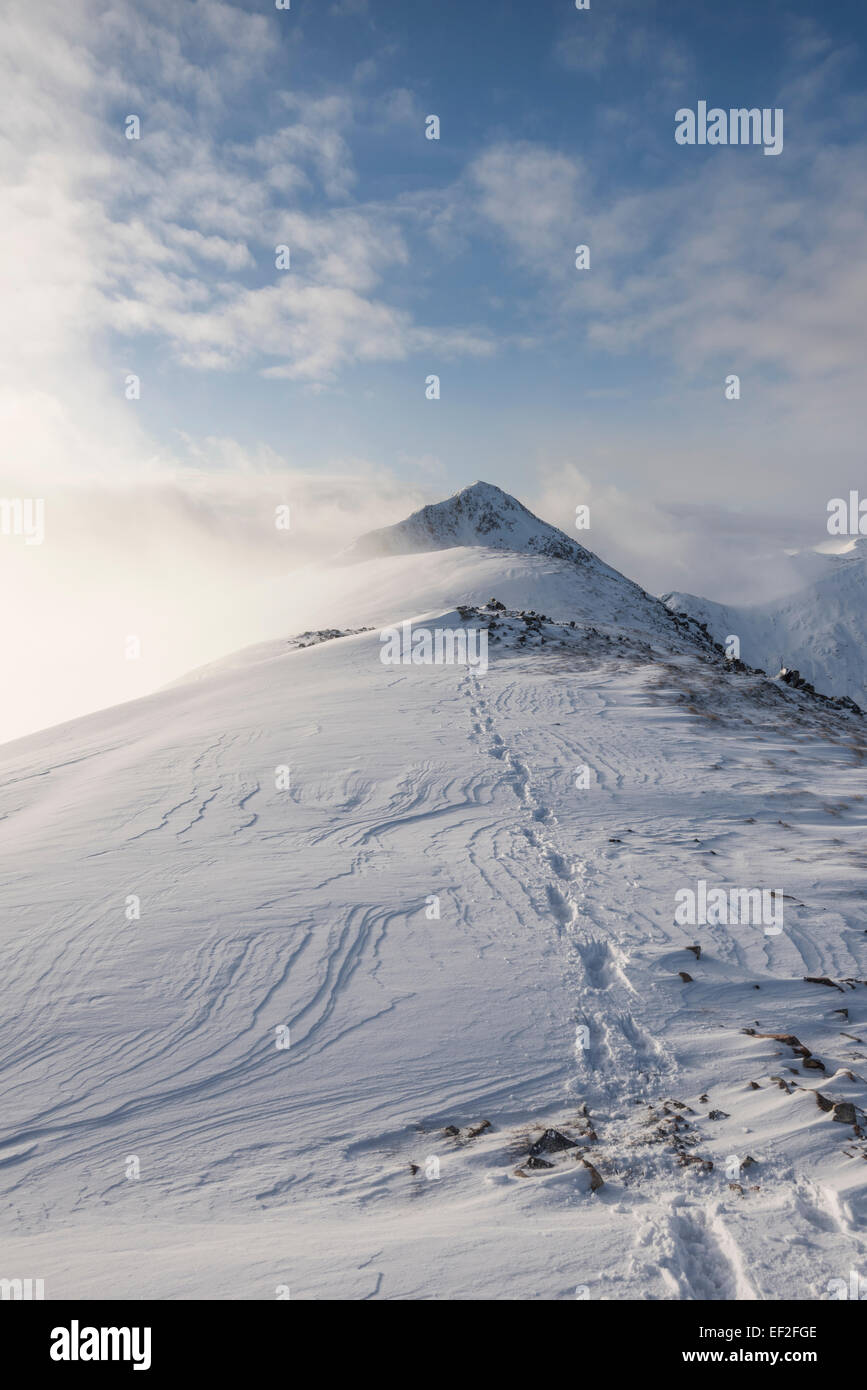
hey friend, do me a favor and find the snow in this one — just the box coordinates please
[1,484,865,1300]
[663,537,867,709]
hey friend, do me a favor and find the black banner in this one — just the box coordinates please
[4,1298,861,1375]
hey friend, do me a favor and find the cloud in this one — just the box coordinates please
[554,2,694,91]
[469,143,585,266]
[0,0,494,406]
[0,0,496,738]
[0,447,429,743]
[530,455,836,608]
[456,19,857,427]
[463,111,867,398]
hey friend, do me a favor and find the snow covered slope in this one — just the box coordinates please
[1,487,866,1301]
[663,538,867,708]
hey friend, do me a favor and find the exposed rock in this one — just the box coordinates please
[678,971,694,983]
[678,1152,713,1172]
[467,1119,492,1138]
[291,626,373,649]
[529,1127,578,1157]
[581,1157,604,1191]
[833,1102,857,1124]
[742,1029,812,1058]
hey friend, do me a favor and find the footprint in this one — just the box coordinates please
[616,1011,660,1057]
[575,938,616,990]
[547,883,576,928]
[544,849,573,880]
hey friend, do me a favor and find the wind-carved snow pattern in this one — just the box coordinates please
[0,484,865,1300]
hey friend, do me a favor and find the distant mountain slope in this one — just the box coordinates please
[663,539,867,706]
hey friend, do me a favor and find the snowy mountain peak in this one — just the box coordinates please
[328,480,742,658]
[341,480,594,566]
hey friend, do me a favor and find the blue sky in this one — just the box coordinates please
[111,0,863,472]
[97,0,864,533]
[2,0,866,736]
